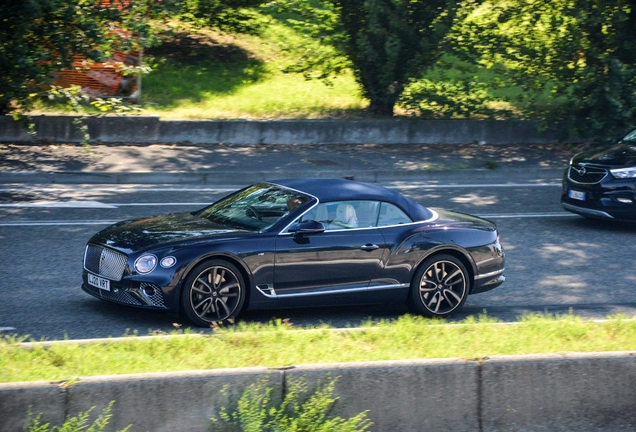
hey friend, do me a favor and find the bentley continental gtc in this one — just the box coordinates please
[82,179,506,326]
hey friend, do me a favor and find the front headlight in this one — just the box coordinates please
[610,167,636,179]
[135,254,157,274]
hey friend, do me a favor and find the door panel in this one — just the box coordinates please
[274,229,387,295]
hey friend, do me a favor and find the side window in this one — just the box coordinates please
[300,201,380,230]
[377,202,412,227]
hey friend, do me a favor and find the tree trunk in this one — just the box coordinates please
[367,100,395,117]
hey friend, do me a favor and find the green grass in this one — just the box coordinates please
[2,314,635,383]
[139,19,368,119]
[28,9,561,120]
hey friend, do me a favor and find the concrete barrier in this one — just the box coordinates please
[290,359,480,432]
[0,381,66,431]
[1,352,635,431]
[0,116,558,145]
[481,352,636,431]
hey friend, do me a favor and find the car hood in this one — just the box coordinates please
[572,144,636,167]
[89,212,251,253]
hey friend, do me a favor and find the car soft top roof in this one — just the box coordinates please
[271,178,434,221]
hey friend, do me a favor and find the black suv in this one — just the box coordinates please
[561,128,636,221]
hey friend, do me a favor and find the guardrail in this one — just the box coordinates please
[0,116,559,145]
[2,352,635,431]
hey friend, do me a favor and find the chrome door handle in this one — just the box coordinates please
[360,244,379,251]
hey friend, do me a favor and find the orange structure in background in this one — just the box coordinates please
[53,50,141,100]
[52,0,142,100]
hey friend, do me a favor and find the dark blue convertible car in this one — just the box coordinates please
[82,178,505,326]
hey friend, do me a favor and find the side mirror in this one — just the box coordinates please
[291,220,325,238]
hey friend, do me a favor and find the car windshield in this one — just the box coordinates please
[622,128,636,143]
[197,183,311,231]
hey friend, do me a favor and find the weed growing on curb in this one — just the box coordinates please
[211,375,372,432]
[25,402,130,432]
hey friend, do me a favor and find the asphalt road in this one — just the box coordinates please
[2,180,636,340]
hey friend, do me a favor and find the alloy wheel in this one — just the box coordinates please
[417,258,467,316]
[188,264,242,323]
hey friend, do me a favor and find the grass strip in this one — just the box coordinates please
[2,313,635,383]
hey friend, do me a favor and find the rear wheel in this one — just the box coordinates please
[408,254,469,318]
[181,260,245,327]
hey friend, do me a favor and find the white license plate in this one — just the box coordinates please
[88,273,111,291]
[568,189,586,201]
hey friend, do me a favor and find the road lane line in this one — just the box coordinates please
[0,201,117,208]
[0,220,119,226]
[0,186,238,193]
[389,183,562,189]
[0,183,561,194]
[113,203,206,206]
[478,213,578,218]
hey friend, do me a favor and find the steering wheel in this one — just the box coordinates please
[245,205,262,220]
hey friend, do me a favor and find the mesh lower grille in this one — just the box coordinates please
[140,283,166,307]
[568,165,608,184]
[84,245,127,280]
[84,284,143,306]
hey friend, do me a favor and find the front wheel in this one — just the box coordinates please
[408,254,469,318]
[181,260,246,327]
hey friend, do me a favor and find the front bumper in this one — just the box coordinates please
[561,178,636,221]
[82,270,171,310]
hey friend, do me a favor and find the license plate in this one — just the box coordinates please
[88,273,111,291]
[568,189,586,201]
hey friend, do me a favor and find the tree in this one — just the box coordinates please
[178,0,266,34]
[454,0,636,139]
[266,0,460,116]
[0,0,173,115]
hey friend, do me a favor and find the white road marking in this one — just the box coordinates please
[390,183,561,189]
[0,220,119,226]
[0,186,238,193]
[478,213,578,219]
[113,203,206,207]
[0,201,117,208]
[0,327,17,332]
[0,183,561,194]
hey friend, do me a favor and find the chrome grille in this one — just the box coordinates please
[84,245,127,281]
[568,165,608,184]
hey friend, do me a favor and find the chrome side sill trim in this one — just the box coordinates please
[474,268,505,280]
[256,283,407,299]
[367,283,410,291]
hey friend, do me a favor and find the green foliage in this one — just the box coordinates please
[400,77,499,119]
[0,0,175,115]
[452,0,636,139]
[25,402,130,432]
[178,0,266,33]
[262,1,351,84]
[265,0,461,116]
[211,376,372,432]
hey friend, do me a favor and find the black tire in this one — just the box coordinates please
[181,259,246,327]
[408,254,469,318]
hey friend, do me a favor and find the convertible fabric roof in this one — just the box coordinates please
[271,178,434,221]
